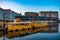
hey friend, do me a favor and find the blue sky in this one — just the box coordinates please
[12,0,59,6]
[0,0,60,15]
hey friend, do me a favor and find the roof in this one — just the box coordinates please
[39,11,58,13]
[0,7,3,10]
[10,21,31,24]
[25,12,38,14]
[0,7,19,14]
[0,7,11,11]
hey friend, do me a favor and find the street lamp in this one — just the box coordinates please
[3,12,6,31]
[3,12,6,40]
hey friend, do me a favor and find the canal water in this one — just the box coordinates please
[0,23,60,40]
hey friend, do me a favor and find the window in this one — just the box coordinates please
[20,23,24,25]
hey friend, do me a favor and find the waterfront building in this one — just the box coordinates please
[39,11,58,21]
[0,8,20,22]
[24,12,46,21]
[39,11,59,32]
[25,12,38,16]
[39,11,58,17]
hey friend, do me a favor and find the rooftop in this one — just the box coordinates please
[39,11,58,13]
[25,12,38,14]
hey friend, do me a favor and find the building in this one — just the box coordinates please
[0,8,20,22]
[39,11,58,17]
[24,12,39,21]
[39,11,58,32]
[39,11,58,21]
[0,8,4,21]
[25,12,38,16]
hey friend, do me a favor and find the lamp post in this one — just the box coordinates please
[3,12,6,40]
[3,11,10,40]
[3,12,6,31]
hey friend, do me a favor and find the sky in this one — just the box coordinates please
[0,0,60,17]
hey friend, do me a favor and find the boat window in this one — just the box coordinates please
[20,23,24,25]
[28,28,30,30]
[15,24,19,25]
[32,27,35,30]
[39,27,41,28]
[0,25,2,28]
[10,24,14,26]
[22,28,25,31]
[25,23,30,25]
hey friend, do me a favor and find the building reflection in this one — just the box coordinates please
[0,31,4,37]
[0,23,59,39]
[0,23,58,39]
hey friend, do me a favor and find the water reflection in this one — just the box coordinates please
[0,23,60,40]
[0,31,4,37]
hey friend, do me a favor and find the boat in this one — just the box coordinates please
[5,18,48,33]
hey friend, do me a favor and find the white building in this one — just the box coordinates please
[0,8,20,21]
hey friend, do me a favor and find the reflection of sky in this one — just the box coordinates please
[0,0,60,18]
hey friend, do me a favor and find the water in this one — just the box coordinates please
[0,23,60,40]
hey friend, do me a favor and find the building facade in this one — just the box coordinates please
[39,11,58,18]
[0,8,20,21]
[39,11,58,32]
[39,11,58,21]
[25,12,38,16]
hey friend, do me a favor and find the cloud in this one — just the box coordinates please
[0,0,60,16]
